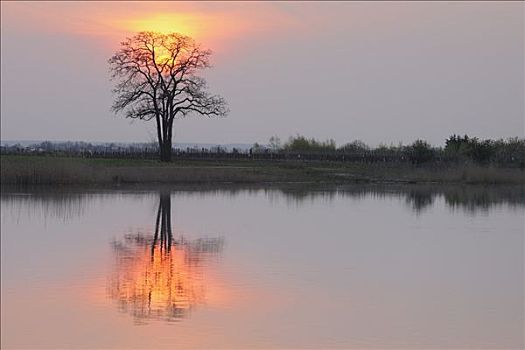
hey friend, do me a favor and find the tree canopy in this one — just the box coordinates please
[108,32,228,161]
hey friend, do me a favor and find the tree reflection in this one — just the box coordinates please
[108,192,223,324]
[405,190,434,213]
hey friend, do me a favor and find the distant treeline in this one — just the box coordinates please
[2,135,524,167]
[262,134,525,167]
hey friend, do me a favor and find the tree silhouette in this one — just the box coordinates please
[109,32,228,161]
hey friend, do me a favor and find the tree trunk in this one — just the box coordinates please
[159,137,172,162]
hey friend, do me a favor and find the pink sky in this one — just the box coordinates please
[1,1,523,145]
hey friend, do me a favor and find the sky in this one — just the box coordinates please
[1,1,524,147]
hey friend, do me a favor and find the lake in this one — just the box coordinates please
[1,184,523,349]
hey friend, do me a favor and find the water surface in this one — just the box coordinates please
[1,185,524,349]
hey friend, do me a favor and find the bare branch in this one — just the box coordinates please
[108,32,228,161]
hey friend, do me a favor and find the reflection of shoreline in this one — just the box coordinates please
[2,184,524,220]
[107,192,224,324]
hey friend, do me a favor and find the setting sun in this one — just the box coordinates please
[120,13,206,38]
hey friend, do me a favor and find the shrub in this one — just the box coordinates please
[283,135,336,153]
[407,140,435,165]
[338,140,369,153]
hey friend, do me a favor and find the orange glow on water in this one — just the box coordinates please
[108,233,224,323]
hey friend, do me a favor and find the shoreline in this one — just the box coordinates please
[1,155,524,186]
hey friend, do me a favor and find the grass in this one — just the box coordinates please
[1,154,524,185]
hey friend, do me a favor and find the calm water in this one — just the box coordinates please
[1,185,524,349]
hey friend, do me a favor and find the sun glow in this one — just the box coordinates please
[120,13,207,38]
[152,46,174,67]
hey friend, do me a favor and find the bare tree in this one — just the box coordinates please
[109,32,228,161]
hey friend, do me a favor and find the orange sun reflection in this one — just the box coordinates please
[107,193,224,324]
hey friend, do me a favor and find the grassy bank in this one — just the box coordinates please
[1,155,524,185]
